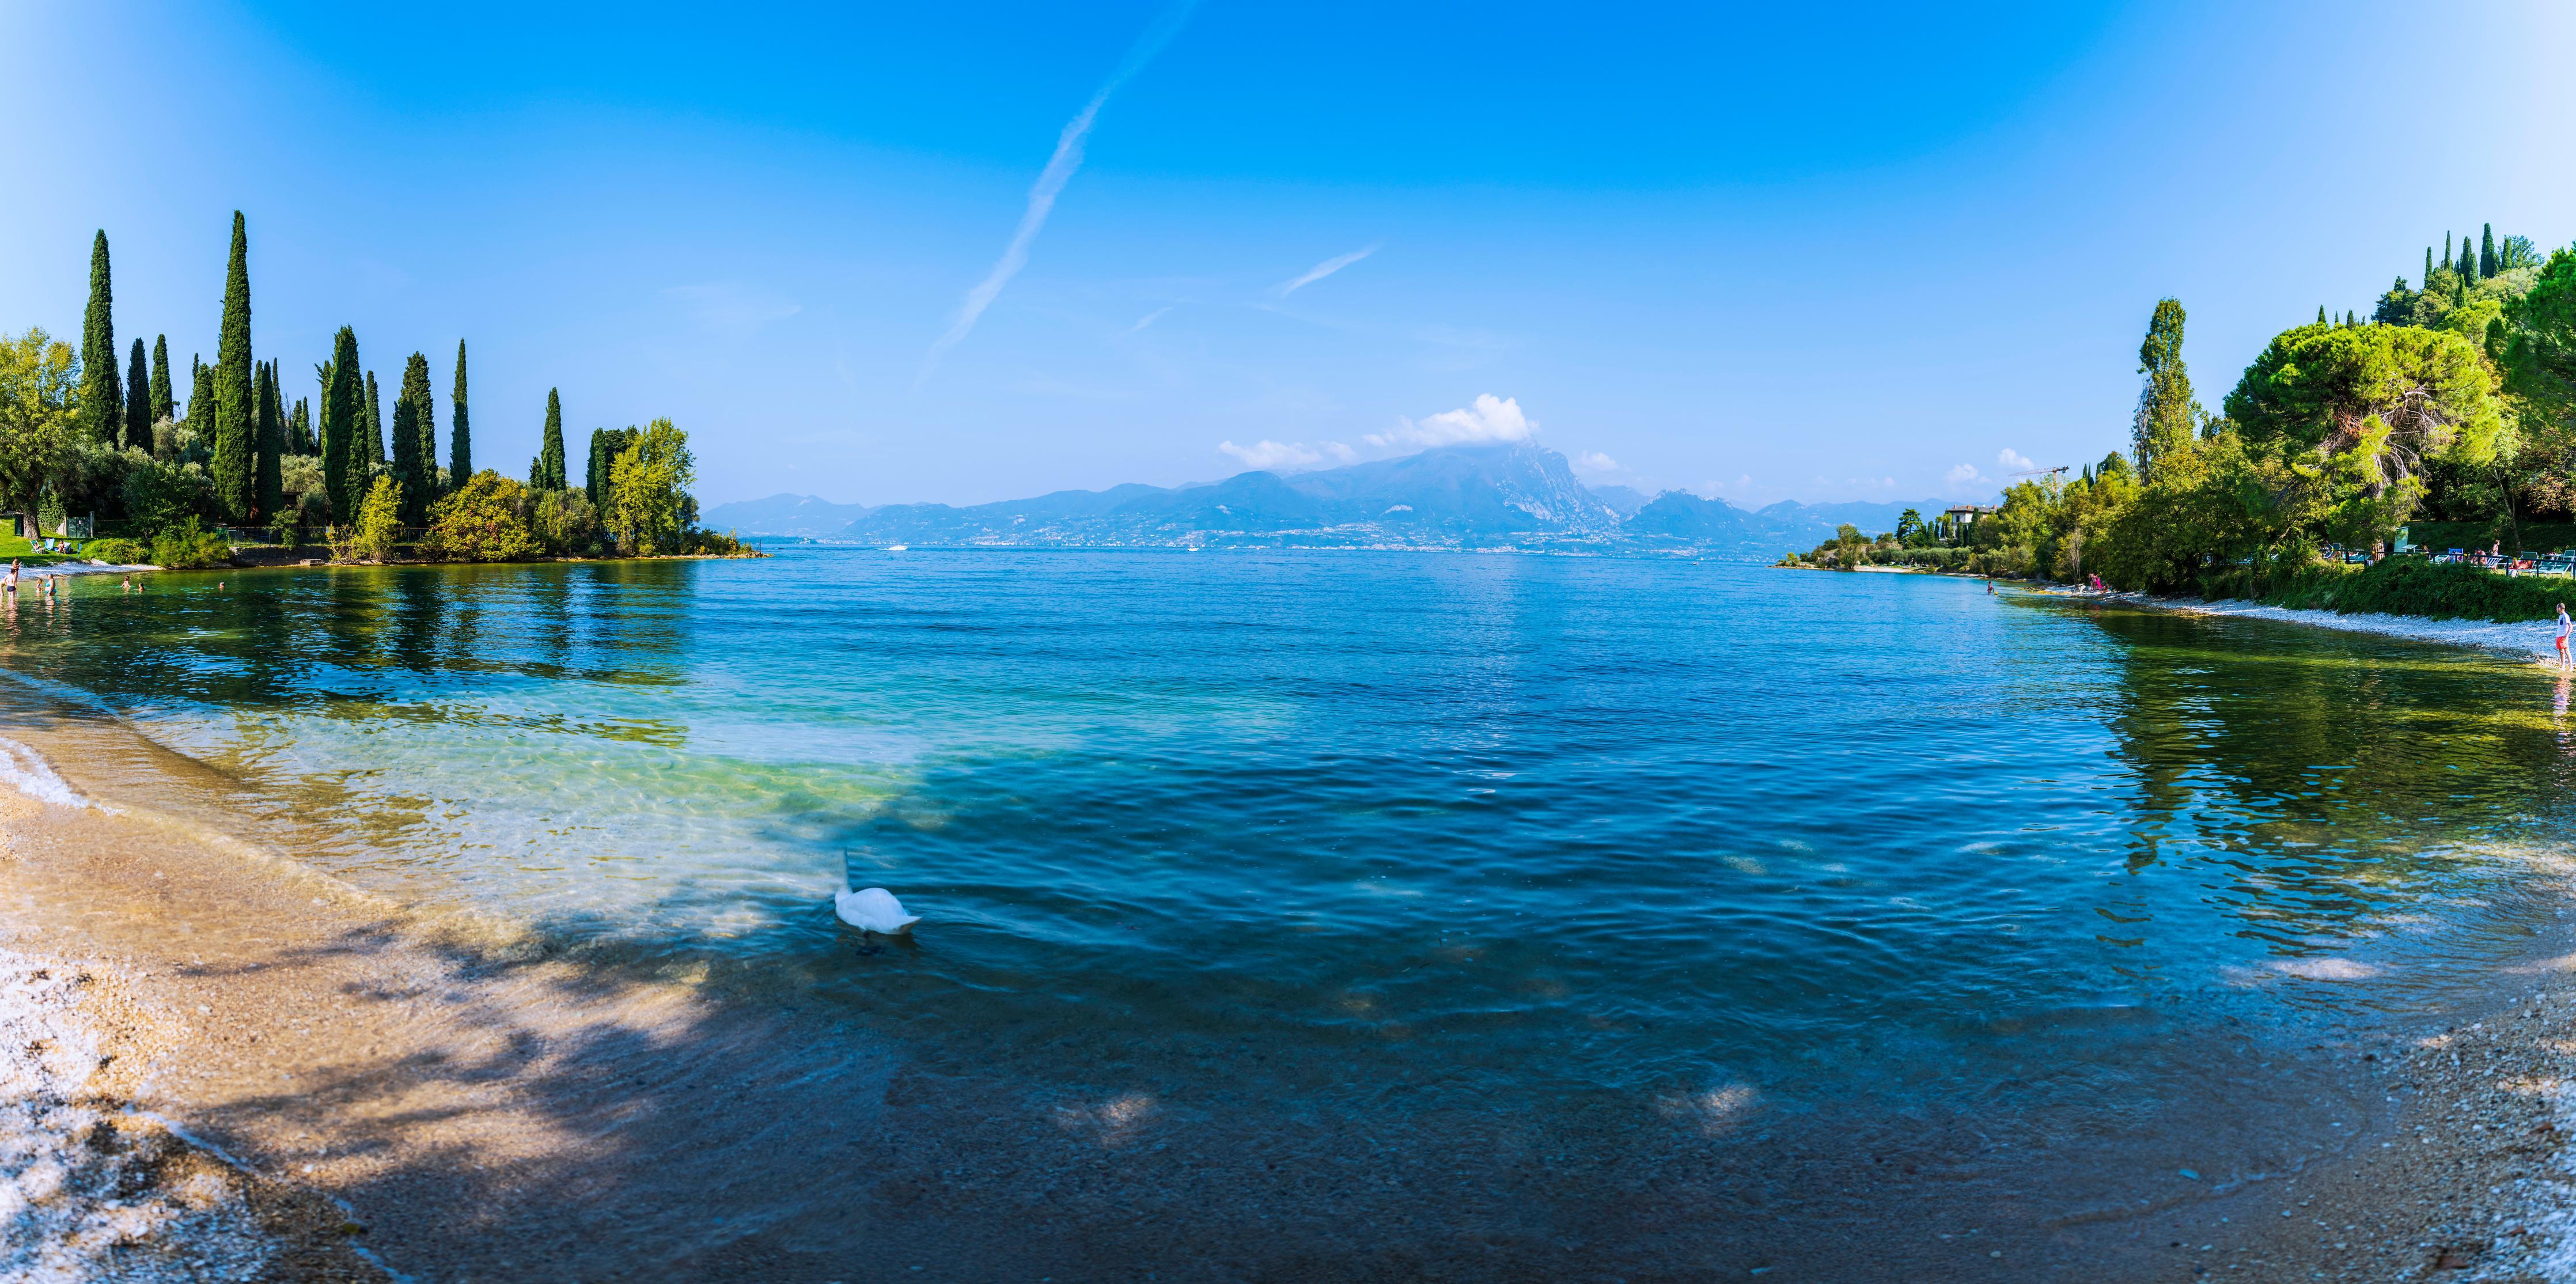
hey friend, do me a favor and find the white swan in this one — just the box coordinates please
[835,882,920,934]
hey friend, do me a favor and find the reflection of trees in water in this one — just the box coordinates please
[2089,606,2576,953]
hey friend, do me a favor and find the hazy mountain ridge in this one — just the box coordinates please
[716,446,1944,555]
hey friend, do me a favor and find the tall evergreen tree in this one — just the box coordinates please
[586,427,608,503]
[2482,224,2497,278]
[2445,232,2453,272]
[391,352,434,523]
[256,360,285,520]
[2131,298,2199,478]
[540,389,566,488]
[213,211,255,520]
[291,398,311,455]
[2317,305,2328,324]
[187,356,215,442]
[148,335,174,425]
[78,230,121,444]
[2427,247,2435,287]
[324,329,361,520]
[449,340,471,486]
[411,361,438,490]
[123,339,150,451]
[363,371,385,475]
[2460,234,2478,281]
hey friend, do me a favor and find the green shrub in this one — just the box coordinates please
[85,537,146,565]
[147,517,232,570]
[2242,556,2562,622]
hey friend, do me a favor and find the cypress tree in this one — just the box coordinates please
[324,329,361,520]
[2445,232,2453,272]
[149,335,174,425]
[541,389,566,489]
[585,427,607,503]
[2460,234,2477,281]
[256,360,285,520]
[123,339,150,451]
[2316,305,2328,324]
[213,211,255,521]
[79,231,121,444]
[187,357,215,445]
[363,371,385,475]
[449,340,471,486]
[2426,247,2435,286]
[412,362,438,491]
[291,398,311,456]
[2482,224,2497,278]
[392,353,434,523]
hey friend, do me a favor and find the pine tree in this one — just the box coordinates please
[79,231,121,444]
[363,371,385,475]
[256,360,285,520]
[2131,298,2199,479]
[123,339,150,451]
[149,335,174,425]
[541,389,566,488]
[2482,224,2497,278]
[324,329,362,520]
[392,353,434,523]
[449,340,471,486]
[213,211,255,521]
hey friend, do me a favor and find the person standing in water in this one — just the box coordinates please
[2558,603,2571,670]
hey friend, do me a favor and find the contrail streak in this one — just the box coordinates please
[919,0,1200,386]
[1278,244,1378,296]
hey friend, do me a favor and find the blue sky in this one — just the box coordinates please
[3,1,2572,508]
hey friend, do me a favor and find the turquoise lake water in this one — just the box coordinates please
[7,548,2574,1274]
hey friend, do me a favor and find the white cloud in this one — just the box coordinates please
[1946,463,1985,486]
[1277,244,1379,296]
[1997,448,2036,472]
[1364,393,1537,450]
[918,0,1200,385]
[1125,306,1172,334]
[1218,440,1350,471]
[1573,450,1620,475]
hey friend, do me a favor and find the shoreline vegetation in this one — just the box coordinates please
[2,218,756,574]
[1782,223,2576,631]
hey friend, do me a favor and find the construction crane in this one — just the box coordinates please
[2009,465,2071,479]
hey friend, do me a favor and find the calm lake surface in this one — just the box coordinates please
[7,548,2576,1274]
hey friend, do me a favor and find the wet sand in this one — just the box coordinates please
[5,705,2576,1281]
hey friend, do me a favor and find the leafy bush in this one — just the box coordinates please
[420,471,539,563]
[531,487,598,555]
[686,527,756,556]
[85,537,146,565]
[147,517,232,570]
[2242,556,2563,622]
[120,458,215,533]
[347,477,404,563]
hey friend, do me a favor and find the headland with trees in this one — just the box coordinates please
[1783,224,2576,622]
[0,214,751,571]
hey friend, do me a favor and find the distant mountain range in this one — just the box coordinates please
[703,445,1946,557]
